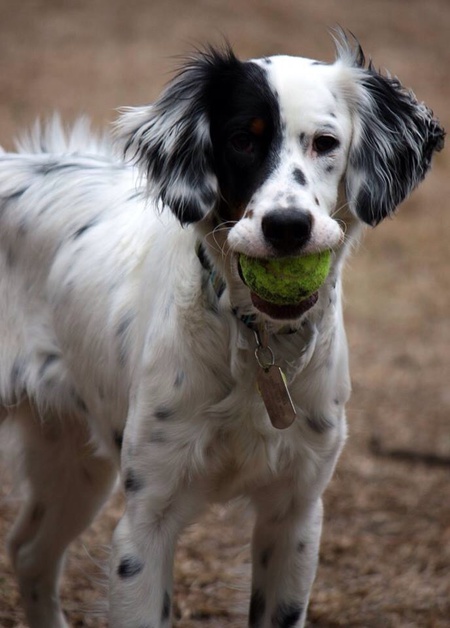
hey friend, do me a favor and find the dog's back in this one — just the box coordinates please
[0,118,143,424]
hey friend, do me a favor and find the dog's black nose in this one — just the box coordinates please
[262,209,312,254]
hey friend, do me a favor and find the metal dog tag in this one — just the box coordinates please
[257,365,297,430]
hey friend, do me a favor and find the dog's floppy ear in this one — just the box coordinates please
[117,47,240,225]
[339,38,445,226]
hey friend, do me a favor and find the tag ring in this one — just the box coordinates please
[254,344,275,370]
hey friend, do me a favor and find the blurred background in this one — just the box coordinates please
[0,1,449,626]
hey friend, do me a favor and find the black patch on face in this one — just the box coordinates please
[292,167,307,186]
[207,59,282,221]
[117,555,144,578]
[124,468,144,492]
[272,602,304,628]
[161,591,171,621]
[249,589,266,627]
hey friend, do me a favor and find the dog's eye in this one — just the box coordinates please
[230,132,255,155]
[313,135,340,155]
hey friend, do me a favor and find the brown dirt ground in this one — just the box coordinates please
[0,1,449,626]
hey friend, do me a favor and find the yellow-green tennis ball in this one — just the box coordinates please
[239,250,331,305]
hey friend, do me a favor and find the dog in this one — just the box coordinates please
[0,32,444,628]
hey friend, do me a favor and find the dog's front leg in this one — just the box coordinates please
[249,485,324,628]
[109,437,205,628]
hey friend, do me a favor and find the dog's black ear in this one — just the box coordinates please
[342,43,445,226]
[117,47,240,225]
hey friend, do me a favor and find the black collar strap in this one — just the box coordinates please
[196,242,226,300]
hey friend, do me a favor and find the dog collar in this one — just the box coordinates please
[196,242,226,301]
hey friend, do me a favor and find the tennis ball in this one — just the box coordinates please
[238,250,331,305]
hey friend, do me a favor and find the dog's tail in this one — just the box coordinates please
[14,114,114,158]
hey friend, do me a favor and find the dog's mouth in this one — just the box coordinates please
[249,291,319,320]
[237,257,319,320]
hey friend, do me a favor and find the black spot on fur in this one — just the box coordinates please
[154,407,173,421]
[128,189,145,201]
[297,541,306,553]
[37,161,75,175]
[174,370,185,388]
[306,414,335,434]
[10,357,26,398]
[117,555,144,578]
[161,591,171,621]
[38,353,59,378]
[124,468,144,492]
[149,429,167,444]
[73,220,97,239]
[5,246,15,267]
[1,188,28,205]
[292,168,307,186]
[249,589,266,626]
[113,430,123,450]
[272,602,304,628]
[30,502,46,524]
[116,312,134,367]
[260,546,273,569]
[72,392,88,413]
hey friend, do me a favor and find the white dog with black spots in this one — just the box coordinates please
[0,32,444,628]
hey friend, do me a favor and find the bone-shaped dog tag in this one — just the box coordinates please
[257,365,297,430]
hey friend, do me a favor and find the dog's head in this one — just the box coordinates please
[118,33,444,322]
